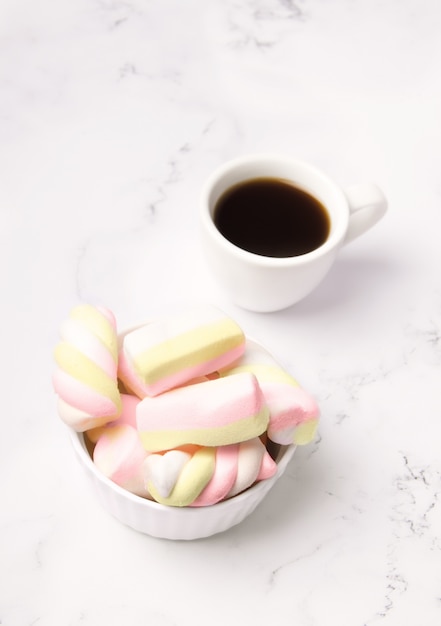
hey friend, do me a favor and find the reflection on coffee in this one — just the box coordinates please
[214,177,330,258]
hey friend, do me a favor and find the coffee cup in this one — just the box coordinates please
[199,154,388,312]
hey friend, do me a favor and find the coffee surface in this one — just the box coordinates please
[214,177,330,258]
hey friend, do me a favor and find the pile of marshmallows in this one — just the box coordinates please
[52,304,319,507]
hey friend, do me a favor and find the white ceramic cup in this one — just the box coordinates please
[200,154,388,312]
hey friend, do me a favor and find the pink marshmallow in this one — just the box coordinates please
[93,425,150,499]
[191,438,277,506]
[190,445,239,507]
[86,393,140,443]
[53,304,121,432]
[136,372,270,452]
[221,340,319,445]
[117,306,245,398]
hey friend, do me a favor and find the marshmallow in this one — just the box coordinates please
[86,393,140,444]
[53,305,122,432]
[226,437,277,498]
[136,372,270,452]
[221,341,319,445]
[93,425,150,498]
[53,305,319,510]
[192,437,277,506]
[143,437,277,507]
[143,447,216,507]
[118,306,245,397]
[190,444,237,506]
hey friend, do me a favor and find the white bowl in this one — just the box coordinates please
[65,331,297,540]
[69,428,296,540]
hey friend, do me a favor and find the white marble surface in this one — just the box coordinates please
[1,0,441,624]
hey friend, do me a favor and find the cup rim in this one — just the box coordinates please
[200,153,349,266]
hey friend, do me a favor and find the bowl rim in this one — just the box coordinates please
[69,426,297,513]
[67,331,298,515]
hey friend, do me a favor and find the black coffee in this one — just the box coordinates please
[214,177,330,258]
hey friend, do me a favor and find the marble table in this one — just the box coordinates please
[1,1,440,624]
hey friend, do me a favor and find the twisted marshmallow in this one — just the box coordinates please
[86,392,140,444]
[143,437,277,507]
[53,304,122,432]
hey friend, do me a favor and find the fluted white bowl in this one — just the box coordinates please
[66,332,297,540]
[69,428,296,540]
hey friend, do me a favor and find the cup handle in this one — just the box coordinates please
[343,183,388,245]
